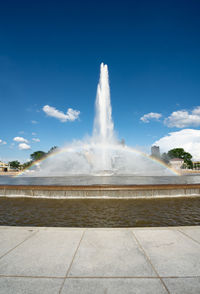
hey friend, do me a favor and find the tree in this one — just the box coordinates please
[167,148,193,169]
[30,151,46,162]
[22,161,32,169]
[9,160,20,169]
[161,153,170,164]
[48,146,58,154]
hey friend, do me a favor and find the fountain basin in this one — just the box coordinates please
[1,184,200,199]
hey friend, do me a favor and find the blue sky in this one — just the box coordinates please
[1,0,200,162]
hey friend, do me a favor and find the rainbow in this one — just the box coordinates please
[14,144,180,177]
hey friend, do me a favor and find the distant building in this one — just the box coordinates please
[169,158,184,170]
[0,161,9,172]
[193,161,200,170]
[151,146,160,158]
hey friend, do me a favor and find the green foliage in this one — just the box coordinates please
[22,161,32,169]
[181,163,188,169]
[161,153,170,164]
[30,146,58,163]
[9,160,20,169]
[18,146,59,171]
[30,151,46,161]
[48,146,58,154]
[167,148,193,169]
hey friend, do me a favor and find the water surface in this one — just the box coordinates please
[0,197,200,227]
[1,175,200,186]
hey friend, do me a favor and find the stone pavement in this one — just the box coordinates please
[0,226,200,293]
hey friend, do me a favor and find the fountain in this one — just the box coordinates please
[18,63,176,177]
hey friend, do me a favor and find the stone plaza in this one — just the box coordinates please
[0,225,200,293]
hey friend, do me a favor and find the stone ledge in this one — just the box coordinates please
[1,184,200,198]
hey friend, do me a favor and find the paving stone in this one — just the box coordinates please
[133,228,200,277]
[0,228,36,257]
[1,226,200,293]
[0,277,63,294]
[69,229,155,277]
[0,230,84,277]
[163,277,200,294]
[62,278,168,294]
[179,227,200,244]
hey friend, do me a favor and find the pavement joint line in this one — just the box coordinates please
[0,229,39,261]
[177,228,200,246]
[58,229,87,294]
[160,276,200,279]
[0,275,167,279]
[0,274,199,279]
[131,229,170,294]
[61,275,200,279]
[0,275,64,279]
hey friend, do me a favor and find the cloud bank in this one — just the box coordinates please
[154,129,200,160]
[43,105,80,122]
[140,112,162,123]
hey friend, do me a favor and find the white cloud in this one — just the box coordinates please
[43,105,80,122]
[154,129,200,160]
[19,131,25,134]
[18,143,31,150]
[32,132,37,136]
[13,136,28,143]
[0,139,7,145]
[140,112,162,123]
[32,138,40,142]
[165,106,200,128]
[31,120,38,124]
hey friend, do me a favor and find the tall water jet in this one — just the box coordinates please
[93,63,114,143]
[93,63,115,171]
